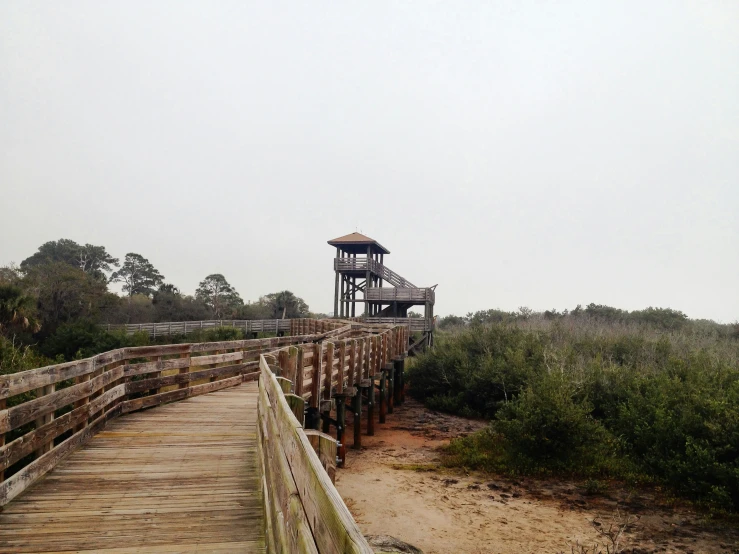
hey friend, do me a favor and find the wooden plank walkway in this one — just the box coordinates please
[0,383,265,553]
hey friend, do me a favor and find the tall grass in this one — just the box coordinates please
[408,316,739,512]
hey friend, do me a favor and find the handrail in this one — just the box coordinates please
[0,318,350,505]
[105,319,292,337]
[365,287,435,304]
[334,258,417,288]
[258,356,373,553]
[363,316,435,331]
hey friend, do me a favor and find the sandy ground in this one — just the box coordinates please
[335,397,739,554]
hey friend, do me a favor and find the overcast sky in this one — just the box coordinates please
[1,2,737,322]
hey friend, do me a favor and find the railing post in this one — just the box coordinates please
[178,349,191,389]
[321,342,334,434]
[0,398,5,482]
[295,347,304,397]
[73,362,92,432]
[34,384,55,456]
[306,343,322,430]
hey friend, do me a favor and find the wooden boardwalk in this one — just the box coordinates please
[0,384,265,553]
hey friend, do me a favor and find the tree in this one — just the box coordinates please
[22,262,108,332]
[195,274,242,318]
[21,239,118,281]
[75,244,119,280]
[438,314,467,329]
[237,301,273,320]
[261,290,309,319]
[0,264,22,285]
[157,283,180,295]
[153,284,211,322]
[110,253,164,297]
[0,284,40,337]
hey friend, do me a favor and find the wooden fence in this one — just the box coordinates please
[258,357,372,553]
[365,287,435,303]
[103,317,430,336]
[0,318,411,553]
[105,319,292,337]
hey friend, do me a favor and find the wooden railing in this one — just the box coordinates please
[363,316,434,331]
[105,319,292,337]
[258,357,372,553]
[365,287,435,304]
[334,257,417,289]
[258,321,410,553]
[0,320,347,506]
[0,318,411,553]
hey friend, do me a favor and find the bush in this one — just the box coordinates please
[494,373,616,473]
[0,335,54,376]
[39,321,132,360]
[411,320,739,512]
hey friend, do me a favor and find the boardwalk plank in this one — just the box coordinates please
[0,384,265,554]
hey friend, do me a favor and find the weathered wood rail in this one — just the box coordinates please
[105,318,293,337]
[0,318,411,553]
[365,287,436,303]
[334,257,416,288]
[104,316,431,337]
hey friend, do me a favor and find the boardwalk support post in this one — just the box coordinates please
[334,394,348,467]
[352,387,363,449]
[387,366,394,415]
[367,380,375,436]
[378,371,387,424]
[394,360,403,406]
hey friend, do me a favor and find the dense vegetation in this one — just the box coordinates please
[409,308,739,513]
[1,238,318,372]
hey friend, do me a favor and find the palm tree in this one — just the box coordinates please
[265,291,308,319]
[0,284,40,336]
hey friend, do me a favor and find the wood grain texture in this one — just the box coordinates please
[0,384,266,553]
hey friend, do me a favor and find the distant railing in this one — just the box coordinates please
[365,287,435,304]
[105,319,292,337]
[363,317,434,331]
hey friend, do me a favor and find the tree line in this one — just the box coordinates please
[1,238,317,367]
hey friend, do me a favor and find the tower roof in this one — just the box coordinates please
[327,232,390,254]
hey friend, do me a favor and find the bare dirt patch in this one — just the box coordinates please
[335,398,739,554]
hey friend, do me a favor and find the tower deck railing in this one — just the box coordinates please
[334,257,417,289]
[365,287,435,304]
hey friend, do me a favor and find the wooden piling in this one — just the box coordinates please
[393,360,403,406]
[387,365,394,415]
[352,388,362,449]
[379,371,386,424]
[335,395,347,467]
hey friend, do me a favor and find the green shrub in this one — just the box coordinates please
[410,321,739,512]
[40,320,131,360]
[493,372,616,473]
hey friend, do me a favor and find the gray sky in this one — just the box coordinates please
[1,2,738,322]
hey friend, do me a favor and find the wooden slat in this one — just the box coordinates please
[0,359,94,400]
[0,366,125,434]
[0,385,265,552]
[258,377,318,554]
[259,358,372,554]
